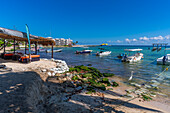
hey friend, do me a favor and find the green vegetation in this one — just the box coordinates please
[103,73,115,77]
[69,65,119,92]
[72,75,79,81]
[141,94,152,101]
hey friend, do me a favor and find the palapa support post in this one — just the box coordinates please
[35,42,37,55]
[52,43,54,58]
[3,39,5,53]
[14,38,16,54]
[25,41,27,54]
[29,40,31,62]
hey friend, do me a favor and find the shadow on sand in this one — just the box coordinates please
[0,70,163,113]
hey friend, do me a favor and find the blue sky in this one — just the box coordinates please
[1,0,170,45]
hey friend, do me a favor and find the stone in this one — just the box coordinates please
[41,69,47,72]
[51,58,55,61]
[124,94,134,98]
[150,93,156,97]
[125,89,134,93]
[61,97,69,102]
[130,83,141,88]
[43,58,48,61]
[52,72,55,76]
[75,86,83,91]
[48,72,52,76]
[144,84,152,89]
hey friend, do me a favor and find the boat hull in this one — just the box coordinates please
[121,53,143,62]
[157,56,170,65]
[96,51,111,56]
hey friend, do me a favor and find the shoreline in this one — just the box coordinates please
[0,58,169,112]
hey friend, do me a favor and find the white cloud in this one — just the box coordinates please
[125,38,131,43]
[116,40,122,43]
[132,38,137,41]
[165,35,170,39]
[150,36,164,40]
[139,36,149,41]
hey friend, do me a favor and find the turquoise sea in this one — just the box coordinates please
[39,45,170,95]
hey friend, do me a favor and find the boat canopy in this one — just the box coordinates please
[124,49,143,51]
[0,27,55,45]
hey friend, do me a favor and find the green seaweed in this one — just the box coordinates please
[103,73,115,77]
[112,82,119,87]
[91,82,106,91]
[72,76,79,81]
[82,73,92,78]
[141,94,152,101]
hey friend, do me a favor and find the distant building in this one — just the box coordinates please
[54,38,73,46]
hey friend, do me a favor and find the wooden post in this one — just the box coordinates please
[29,41,31,62]
[25,41,27,54]
[14,38,16,54]
[52,43,53,58]
[4,39,5,53]
[35,42,37,55]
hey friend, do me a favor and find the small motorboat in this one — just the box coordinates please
[157,47,162,52]
[121,49,144,62]
[46,49,62,53]
[152,47,157,51]
[157,54,170,65]
[96,51,111,56]
[100,43,108,46]
[75,50,93,54]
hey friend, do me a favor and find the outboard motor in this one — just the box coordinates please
[163,56,166,65]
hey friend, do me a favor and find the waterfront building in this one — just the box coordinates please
[54,38,73,46]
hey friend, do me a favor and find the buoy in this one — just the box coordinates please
[166,68,168,71]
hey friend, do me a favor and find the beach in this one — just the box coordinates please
[0,58,170,113]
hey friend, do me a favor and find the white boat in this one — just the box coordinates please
[75,50,93,54]
[46,49,62,53]
[157,54,170,65]
[96,51,111,56]
[121,49,143,62]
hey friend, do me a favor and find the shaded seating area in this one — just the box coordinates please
[0,27,55,63]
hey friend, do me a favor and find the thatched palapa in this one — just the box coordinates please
[0,27,55,45]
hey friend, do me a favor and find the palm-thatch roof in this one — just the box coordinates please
[0,27,55,45]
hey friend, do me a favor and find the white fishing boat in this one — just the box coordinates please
[121,49,143,62]
[96,51,111,56]
[75,50,93,54]
[46,49,62,53]
[157,54,170,65]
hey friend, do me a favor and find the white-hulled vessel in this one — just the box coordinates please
[157,54,170,65]
[96,51,111,56]
[121,49,143,62]
[46,49,62,53]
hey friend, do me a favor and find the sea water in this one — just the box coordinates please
[39,45,170,95]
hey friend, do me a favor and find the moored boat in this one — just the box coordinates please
[75,50,93,54]
[152,47,157,51]
[96,51,111,56]
[157,54,170,65]
[100,43,108,46]
[46,49,62,53]
[121,49,143,62]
